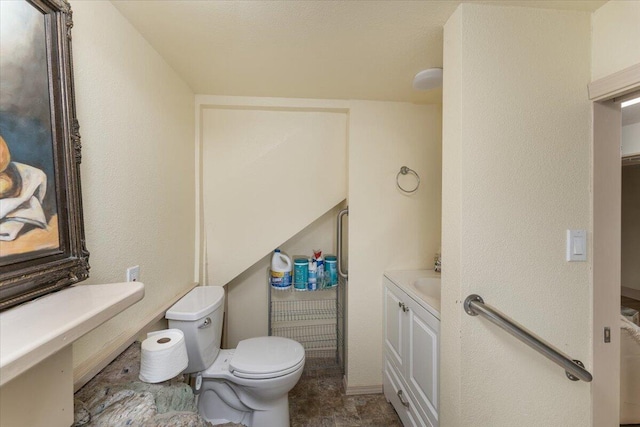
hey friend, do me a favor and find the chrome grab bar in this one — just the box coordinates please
[337,208,348,280]
[464,294,593,382]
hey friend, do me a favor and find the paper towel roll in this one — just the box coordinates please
[139,329,188,383]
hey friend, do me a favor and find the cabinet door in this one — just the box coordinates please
[407,303,439,427]
[384,281,405,370]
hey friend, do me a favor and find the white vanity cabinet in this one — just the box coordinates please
[383,275,439,427]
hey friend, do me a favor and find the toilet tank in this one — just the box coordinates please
[166,286,225,373]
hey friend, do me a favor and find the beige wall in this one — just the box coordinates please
[70,0,196,379]
[347,100,442,389]
[0,347,73,427]
[592,0,640,80]
[199,97,348,288]
[442,4,591,426]
[622,165,640,291]
[441,8,463,421]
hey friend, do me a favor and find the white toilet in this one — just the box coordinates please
[166,286,305,426]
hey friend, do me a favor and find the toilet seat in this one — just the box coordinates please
[230,337,305,379]
[232,357,305,379]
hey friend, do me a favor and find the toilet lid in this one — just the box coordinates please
[230,337,305,379]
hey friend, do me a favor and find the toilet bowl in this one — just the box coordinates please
[166,286,305,427]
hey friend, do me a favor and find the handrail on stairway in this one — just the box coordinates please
[464,294,593,382]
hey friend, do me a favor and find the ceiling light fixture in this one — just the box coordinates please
[412,68,443,91]
[621,96,640,108]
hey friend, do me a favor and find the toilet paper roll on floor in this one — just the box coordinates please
[139,329,188,383]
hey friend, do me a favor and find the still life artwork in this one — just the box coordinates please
[0,0,60,260]
[0,0,89,311]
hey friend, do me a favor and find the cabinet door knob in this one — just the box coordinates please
[397,389,410,407]
[398,302,409,312]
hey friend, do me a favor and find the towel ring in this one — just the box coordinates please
[396,166,420,194]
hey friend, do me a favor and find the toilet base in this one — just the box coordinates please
[198,380,291,427]
[250,395,290,427]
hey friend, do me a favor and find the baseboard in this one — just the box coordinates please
[622,286,640,301]
[344,380,383,395]
[72,282,198,391]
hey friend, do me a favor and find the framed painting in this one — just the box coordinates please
[0,0,89,311]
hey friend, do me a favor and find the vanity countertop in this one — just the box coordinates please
[384,269,441,319]
[0,281,144,386]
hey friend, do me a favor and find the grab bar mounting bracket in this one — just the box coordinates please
[565,360,585,381]
[464,294,483,316]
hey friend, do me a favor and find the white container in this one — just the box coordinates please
[308,260,317,291]
[270,249,292,289]
[313,249,324,289]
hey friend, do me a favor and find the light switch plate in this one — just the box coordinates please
[566,230,587,262]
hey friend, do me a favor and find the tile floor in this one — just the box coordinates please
[74,343,402,427]
[217,368,403,427]
[289,369,402,427]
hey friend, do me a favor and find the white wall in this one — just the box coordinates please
[442,4,591,426]
[70,0,196,381]
[347,100,442,389]
[623,122,640,157]
[622,165,640,291]
[591,0,640,80]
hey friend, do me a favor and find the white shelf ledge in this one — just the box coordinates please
[0,282,144,386]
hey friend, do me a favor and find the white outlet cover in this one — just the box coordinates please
[126,265,140,282]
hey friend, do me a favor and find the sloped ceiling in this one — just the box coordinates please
[112,0,606,104]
